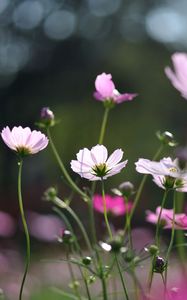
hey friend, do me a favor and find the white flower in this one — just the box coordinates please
[135,157,187,191]
[71,145,128,181]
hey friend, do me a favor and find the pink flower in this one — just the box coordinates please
[94,73,137,104]
[165,52,187,100]
[1,126,48,156]
[71,144,128,181]
[146,206,187,229]
[93,194,133,216]
[0,211,16,237]
[135,157,187,191]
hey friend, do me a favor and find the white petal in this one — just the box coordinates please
[106,149,123,167]
[76,148,94,167]
[106,160,127,177]
[90,145,108,164]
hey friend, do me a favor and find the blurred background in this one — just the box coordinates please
[0,0,187,298]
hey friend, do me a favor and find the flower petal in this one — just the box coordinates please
[90,145,108,165]
[95,73,115,98]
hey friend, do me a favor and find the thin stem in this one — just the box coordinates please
[66,246,82,300]
[165,191,176,289]
[115,254,129,300]
[101,275,108,300]
[47,128,87,200]
[52,196,93,253]
[101,178,113,239]
[98,107,110,145]
[17,159,30,300]
[155,190,169,247]
[175,192,187,273]
[124,196,133,249]
[148,190,169,293]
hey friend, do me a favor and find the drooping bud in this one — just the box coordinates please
[148,244,159,256]
[156,131,177,147]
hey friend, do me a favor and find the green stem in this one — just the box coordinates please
[17,160,30,300]
[115,254,129,300]
[165,191,176,289]
[66,246,82,300]
[148,190,169,293]
[175,192,187,273]
[124,196,133,249]
[101,179,113,239]
[155,190,169,247]
[101,275,108,300]
[52,196,93,253]
[47,128,87,200]
[98,107,110,145]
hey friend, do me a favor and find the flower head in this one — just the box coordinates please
[165,52,187,100]
[1,126,48,156]
[135,157,187,191]
[71,144,127,181]
[146,206,187,230]
[93,194,132,216]
[93,73,137,105]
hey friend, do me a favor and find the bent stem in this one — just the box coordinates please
[47,128,87,200]
[52,196,93,253]
[18,159,30,300]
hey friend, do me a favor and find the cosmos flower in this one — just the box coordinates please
[93,194,132,216]
[135,157,187,191]
[165,52,187,100]
[71,144,127,181]
[1,126,48,156]
[146,206,187,230]
[93,73,137,104]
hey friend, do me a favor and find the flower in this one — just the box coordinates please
[93,194,132,216]
[146,206,187,230]
[135,157,187,191]
[1,126,48,156]
[93,73,137,105]
[71,144,127,181]
[165,52,187,100]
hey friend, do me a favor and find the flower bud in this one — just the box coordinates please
[43,187,57,201]
[82,256,92,265]
[148,244,159,256]
[62,230,74,244]
[119,181,135,198]
[153,256,166,273]
[156,131,177,147]
[37,107,55,128]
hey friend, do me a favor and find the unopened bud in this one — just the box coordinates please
[153,256,166,273]
[43,187,57,201]
[119,181,135,197]
[156,131,177,147]
[82,256,92,265]
[62,230,74,244]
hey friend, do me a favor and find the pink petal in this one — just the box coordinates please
[107,149,124,167]
[95,73,115,98]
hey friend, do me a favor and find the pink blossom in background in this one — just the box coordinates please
[93,194,133,216]
[135,157,187,191]
[26,212,64,242]
[165,52,187,100]
[0,211,16,237]
[146,206,187,229]
[1,126,48,155]
[94,72,137,104]
[71,144,128,181]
